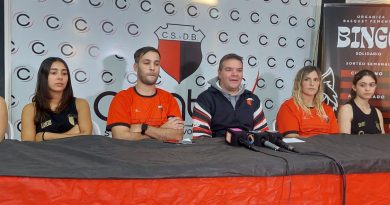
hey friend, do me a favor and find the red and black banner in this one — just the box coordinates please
[155,24,205,84]
[322,4,390,133]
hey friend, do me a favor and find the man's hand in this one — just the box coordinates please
[161,117,184,130]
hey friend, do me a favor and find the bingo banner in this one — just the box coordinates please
[322,3,390,133]
[9,0,321,140]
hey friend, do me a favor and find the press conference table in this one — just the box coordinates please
[1,134,390,204]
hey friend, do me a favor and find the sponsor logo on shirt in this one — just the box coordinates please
[246,98,254,107]
[41,120,52,129]
[68,114,76,126]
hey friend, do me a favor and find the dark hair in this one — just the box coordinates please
[218,53,243,71]
[33,57,74,124]
[134,46,160,63]
[350,69,377,100]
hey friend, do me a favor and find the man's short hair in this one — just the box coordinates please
[218,53,243,71]
[134,46,161,63]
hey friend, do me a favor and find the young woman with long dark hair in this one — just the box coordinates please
[338,69,384,134]
[21,57,92,141]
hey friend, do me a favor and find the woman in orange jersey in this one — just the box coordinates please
[276,66,339,138]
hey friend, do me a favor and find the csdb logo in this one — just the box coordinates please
[155,24,205,83]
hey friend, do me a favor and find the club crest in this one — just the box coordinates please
[155,24,205,83]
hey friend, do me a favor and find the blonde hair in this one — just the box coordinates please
[292,66,327,119]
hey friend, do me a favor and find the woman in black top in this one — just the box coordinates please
[21,57,92,141]
[338,69,384,134]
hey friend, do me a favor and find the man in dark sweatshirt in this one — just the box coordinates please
[192,53,269,138]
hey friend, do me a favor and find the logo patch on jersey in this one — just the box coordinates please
[246,98,254,107]
[68,114,76,126]
[41,120,52,129]
[323,115,329,123]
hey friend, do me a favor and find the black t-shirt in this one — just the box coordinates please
[349,100,381,135]
[36,98,78,133]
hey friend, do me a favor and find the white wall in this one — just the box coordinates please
[8,0,322,140]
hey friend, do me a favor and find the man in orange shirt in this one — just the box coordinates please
[106,46,184,141]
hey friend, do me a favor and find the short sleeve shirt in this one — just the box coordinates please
[276,98,339,137]
[106,87,181,130]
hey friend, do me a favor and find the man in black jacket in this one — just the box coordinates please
[192,53,269,138]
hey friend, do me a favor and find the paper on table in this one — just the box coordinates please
[283,138,305,143]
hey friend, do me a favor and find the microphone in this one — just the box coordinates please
[267,131,296,152]
[263,140,281,151]
[249,131,280,151]
[239,134,256,150]
[226,128,256,150]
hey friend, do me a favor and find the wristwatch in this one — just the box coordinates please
[141,124,148,135]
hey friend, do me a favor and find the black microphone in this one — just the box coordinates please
[226,128,256,150]
[267,131,296,152]
[250,131,280,151]
[239,134,256,150]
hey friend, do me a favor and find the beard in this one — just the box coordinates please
[138,74,158,85]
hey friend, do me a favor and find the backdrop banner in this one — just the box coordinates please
[10,0,321,140]
[322,3,390,133]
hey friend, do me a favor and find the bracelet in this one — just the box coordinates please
[141,124,148,135]
[42,132,46,141]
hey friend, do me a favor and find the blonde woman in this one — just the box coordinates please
[276,66,339,138]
